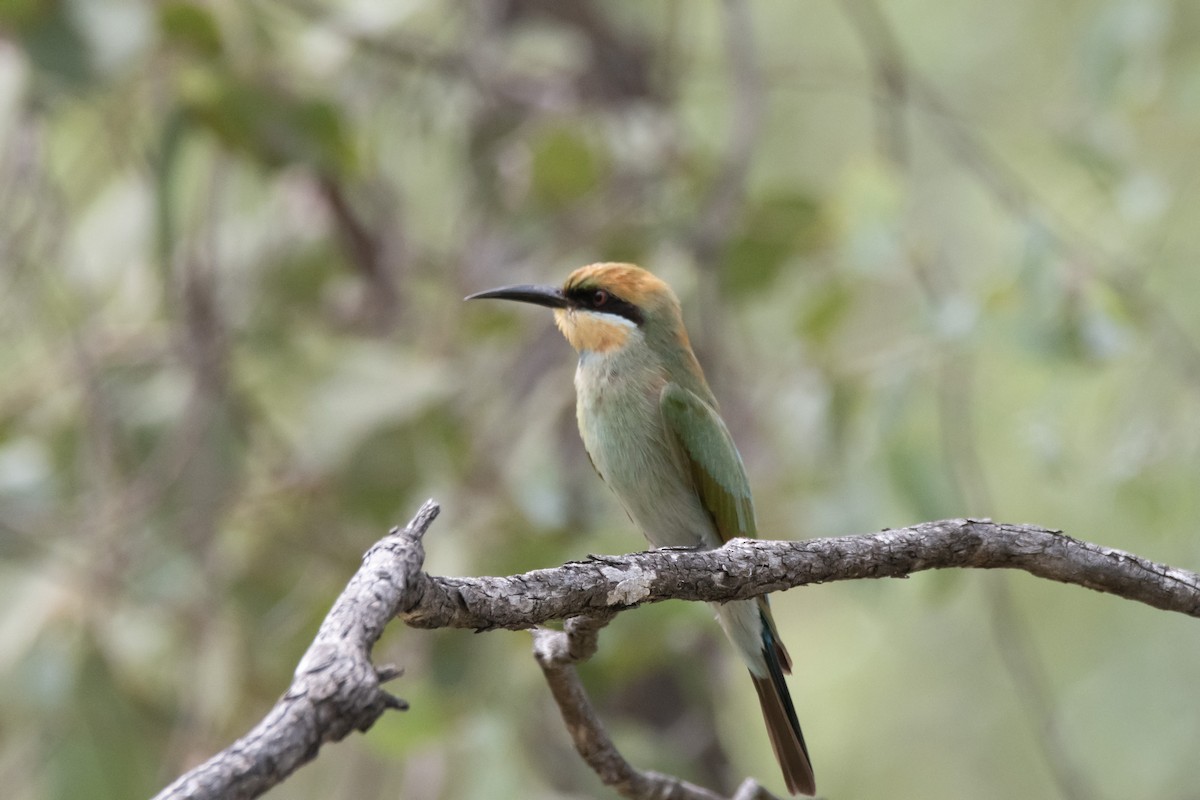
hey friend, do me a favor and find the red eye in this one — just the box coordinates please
[592,290,609,307]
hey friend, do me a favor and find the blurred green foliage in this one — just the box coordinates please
[2,1,1200,799]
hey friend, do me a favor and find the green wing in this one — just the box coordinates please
[660,383,794,672]
[661,386,806,787]
[659,383,756,543]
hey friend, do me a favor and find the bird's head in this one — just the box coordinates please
[467,263,691,356]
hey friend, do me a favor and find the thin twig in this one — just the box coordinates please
[532,615,778,800]
[842,0,1200,389]
[690,0,764,269]
[840,0,911,165]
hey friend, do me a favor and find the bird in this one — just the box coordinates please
[467,263,815,795]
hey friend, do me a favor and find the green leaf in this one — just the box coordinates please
[6,0,92,88]
[159,0,223,60]
[724,191,830,297]
[179,69,356,176]
[529,124,604,208]
[797,280,854,344]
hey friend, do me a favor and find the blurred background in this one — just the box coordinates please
[3,1,1200,798]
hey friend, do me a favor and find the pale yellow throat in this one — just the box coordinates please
[554,309,633,353]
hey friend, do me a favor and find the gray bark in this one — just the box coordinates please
[153,504,1200,800]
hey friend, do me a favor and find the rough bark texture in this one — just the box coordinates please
[533,615,778,800]
[400,519,1200,631]
[154,506,1200,800]
[152,500,438,800]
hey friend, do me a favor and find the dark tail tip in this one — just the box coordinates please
[754,612,815,794]
[751,671,816,795]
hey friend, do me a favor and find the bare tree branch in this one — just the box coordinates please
[401,518,1200,631]
[315,174,402,332]
[534,613,779,800]
[152,501,438,800]
[153,505,1200,800]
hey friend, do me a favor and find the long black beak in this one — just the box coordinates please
[465,284,569,309]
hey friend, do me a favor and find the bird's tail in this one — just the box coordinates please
[751,607,816,796]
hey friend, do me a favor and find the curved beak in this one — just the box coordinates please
[464,284,569,309]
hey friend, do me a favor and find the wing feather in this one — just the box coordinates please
[660,383,793,670]
[661,384,813,793]
[659,383,755,543]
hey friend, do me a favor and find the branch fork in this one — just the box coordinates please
[154,502,1200,800]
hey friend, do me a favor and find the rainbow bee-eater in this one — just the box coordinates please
[467,262,815,795]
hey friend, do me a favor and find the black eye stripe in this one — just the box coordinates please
[565,286,645,326]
